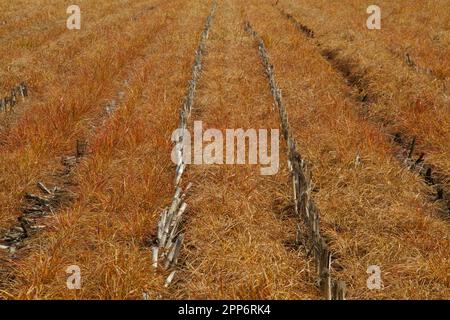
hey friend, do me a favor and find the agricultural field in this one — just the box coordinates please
[0,0,448,301]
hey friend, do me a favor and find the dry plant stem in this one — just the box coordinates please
[0,0,212,300]
[245,0,450,299]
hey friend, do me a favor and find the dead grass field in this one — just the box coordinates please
[277,0,450,188]
[0,0,448,300]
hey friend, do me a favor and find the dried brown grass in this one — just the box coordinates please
[167,0,319,300]
[0,0,170,232]
[0,0,448,300]
[0,0,156,91]
[246,0,449,299]
[0,0,211,299]
[277,0,450,183]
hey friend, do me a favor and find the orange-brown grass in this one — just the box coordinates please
[276,0,450,184]
[274,0,450,87]
[1,0,448,300]
[0,0,158,91]
[166,0,319,300]
[0,0,211,299]
[0,0,64,40]
[0,0,174,233]
[0,0,80,68]
[245,0,449,299]
[370,0,450,84]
